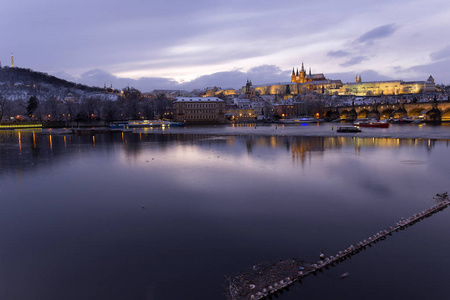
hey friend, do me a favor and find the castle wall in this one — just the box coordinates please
[338,81,435,96]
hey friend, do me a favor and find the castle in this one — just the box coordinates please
[291,63,326,83]
[250,63,436,96]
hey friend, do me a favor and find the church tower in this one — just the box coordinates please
[299,62,307,83]
[355,74,361,83]
[291,68,296,82]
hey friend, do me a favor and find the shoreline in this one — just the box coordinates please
[24,123,450,141]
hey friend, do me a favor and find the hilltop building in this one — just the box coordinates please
[249,63,436,97]
[291,63,326,83]
[337,75,436,96]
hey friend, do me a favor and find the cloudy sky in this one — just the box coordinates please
[2,0,450,91]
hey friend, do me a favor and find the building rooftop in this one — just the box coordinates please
[175,97,224,102]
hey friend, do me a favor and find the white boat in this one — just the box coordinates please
[353,118,389,128]
[337,126,361,133]
[113,120,185,128]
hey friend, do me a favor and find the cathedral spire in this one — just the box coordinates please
[292,68,295,76]
[309,67,311,76]
[301,62,305,72]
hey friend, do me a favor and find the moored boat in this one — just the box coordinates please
[278,116,321,124]
[353,118,389,128]
[337,126,361,133]
[113,120,186,128]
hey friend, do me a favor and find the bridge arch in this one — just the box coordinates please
[441,108,450,122]
[426,108,441,122]
[357,109,369,119]
[408,107,427,117]
[340,110,349,120]
[367,109,380,120]
[380,109,394,120]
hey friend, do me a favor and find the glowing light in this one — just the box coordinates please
[18,131,22,152]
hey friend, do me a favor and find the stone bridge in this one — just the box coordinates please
[325,102,450,122]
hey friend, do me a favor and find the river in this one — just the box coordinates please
[0,124,450,300]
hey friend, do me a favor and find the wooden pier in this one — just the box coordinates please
[228,193,450,300]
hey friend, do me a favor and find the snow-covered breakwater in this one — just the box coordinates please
[228,193,450,300]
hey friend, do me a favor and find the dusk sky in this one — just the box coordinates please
[2,0,450,92]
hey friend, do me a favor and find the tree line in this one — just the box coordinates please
[0,88,173,123]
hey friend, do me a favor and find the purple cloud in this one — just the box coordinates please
[355,24,399,44]
[327,50,350,57]
[340,56,369,67]
[430,45,450,61]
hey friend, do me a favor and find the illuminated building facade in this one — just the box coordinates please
[225,107,256,122]
[173,97,226,124]
[291,63,326,83]
[337,75,436,96]
[274,104,295,118]
[250,63,436,96]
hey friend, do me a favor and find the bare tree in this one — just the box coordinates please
[0,94,9,122]
[102,100,120,121]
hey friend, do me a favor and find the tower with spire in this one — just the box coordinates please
[299,62,307,83]
[290,62,325,84]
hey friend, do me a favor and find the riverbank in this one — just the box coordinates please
[35,122,450,140]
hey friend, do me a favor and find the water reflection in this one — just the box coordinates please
[1,129,450,300]
[1,130,447,178]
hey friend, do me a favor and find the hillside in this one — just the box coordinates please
[0,66,118,102]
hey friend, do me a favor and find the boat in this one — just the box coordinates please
[278,116,321,124]
[330,118,342,122]
[337,126,361,133]
[353,118,389,128]
[109,121,129,129]
[114,120,186,128]
[389,117,415,124]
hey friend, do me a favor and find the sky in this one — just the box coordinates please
[1,0,450,92]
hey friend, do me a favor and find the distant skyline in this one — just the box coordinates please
[2,0,450,92]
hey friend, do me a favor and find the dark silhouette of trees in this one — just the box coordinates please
[119,87,143,119]
[140,97,155,120]
[0,95,9,121]
[102,100,121,121]
[27,96,38,117]
[80,97,102,120]
[155,93,170,119]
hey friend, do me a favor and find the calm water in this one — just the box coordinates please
[1,126,450,300]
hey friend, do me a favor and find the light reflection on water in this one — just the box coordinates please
[0,129,450,300]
